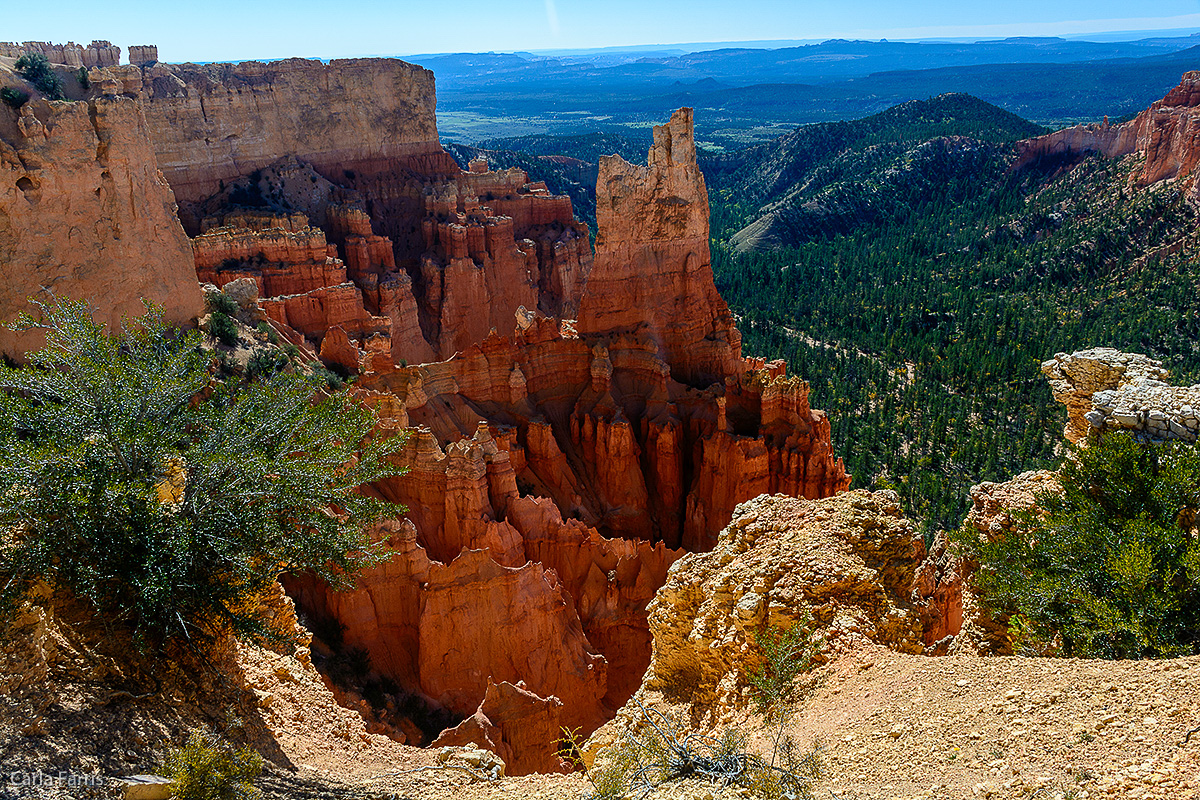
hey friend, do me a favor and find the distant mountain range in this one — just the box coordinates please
[412,35,1200,90]
[423,35,1200,144]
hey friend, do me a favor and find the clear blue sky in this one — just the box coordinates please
[4,1,1199,62]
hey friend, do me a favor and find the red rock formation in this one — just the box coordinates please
[284,517,617,736]
[125,59,592,364]
[432,680,567,776]
[415,166,592,357]
[318,326,361,375]
[417,549,608,731]
[578,108,741,386]
[0,90,203,359]
[1016,71,1200,199]
[193,213,348,297]
[508,496,683,705]
[266,108,845,770]
[259,282,388,340]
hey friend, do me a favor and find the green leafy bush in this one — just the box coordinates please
[206,292,240,317]
[312,365,346,391]
[956,431,1200,658]
[0,300,406,646]
[749,616,821,717]
[0,87,30,109]
[165,731,262,800]
[254,321,279,345]
[207,311,239,346]
[14,53,63,100]
[245,348,288,379]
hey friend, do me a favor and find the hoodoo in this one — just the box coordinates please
[275,98,848,767]
[578,107,742,385]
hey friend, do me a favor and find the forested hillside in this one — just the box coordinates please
[709,103,1200,535]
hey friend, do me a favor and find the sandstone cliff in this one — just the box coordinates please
[134,58,455,205]
[0,89,203,358]
[0,40,120,68]
[1016,71,1200,200]
[111,58,594,366]
[1,54,850,772]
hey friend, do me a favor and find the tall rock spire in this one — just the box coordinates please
[577,108,742,386]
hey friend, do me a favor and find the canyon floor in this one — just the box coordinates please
[234,643,1198,800]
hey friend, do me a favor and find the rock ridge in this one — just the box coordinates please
[1016,71,1200,200]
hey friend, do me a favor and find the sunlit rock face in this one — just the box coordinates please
[1016,71,1200,201]
[0,91,202,359]
[104,66,850,766]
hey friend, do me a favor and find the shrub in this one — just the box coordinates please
[577,619,824,799]
[205,292,240,317]
[955,431,1200,658]
[749,615,821,717]
[0,87,30,109]
[14,54,63,100]
[0,300,406,646]
[165,731,262,800]
[254,322,279,345]
[76,67,89,90]
[208,311,239,346]
[312,365,345,391]
[245,348,288,379]
[582,698,822,800]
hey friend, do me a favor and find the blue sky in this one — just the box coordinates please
[5,0,1200,62]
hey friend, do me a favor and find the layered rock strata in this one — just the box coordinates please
[112,57,594,365]
[285,109,848,763]
[0,91,202,358]
[578,108,740,385]
[1042,348,1200,444]
[0,40,120,68]
[431,680,566,776]
[1015,71,1200,200]
[2,51,847,772]
[134,58,455,205]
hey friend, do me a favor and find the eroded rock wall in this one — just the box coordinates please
[136,58,455,204]
[602,491,927,727]
[578,108,741,386]
[284,110,848,763]
[1016,71,1200,200]
[0,91,202,358]
[0,40,120,68]
[119,59,593,366]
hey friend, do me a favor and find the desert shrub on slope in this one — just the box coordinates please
[165,730,263,800]
[14,53,63,100]
[956,431,1200,658]
[0,300,405,646]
